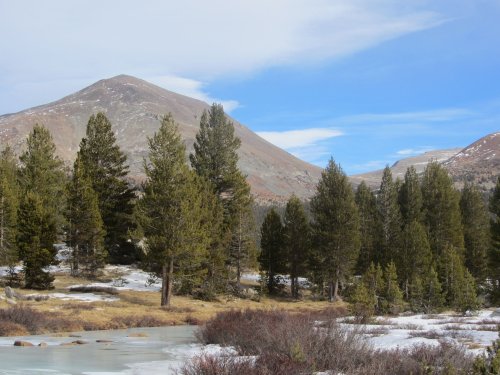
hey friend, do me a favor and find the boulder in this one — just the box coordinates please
[14,340,34,347]
[5,286,15,299]
[72,340,88,345]
[38,342,48,348]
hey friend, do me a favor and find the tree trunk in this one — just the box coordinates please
[333,278,339,301]
[332,267,340,301]
[71,244,79,277]
[328,279,334,302]
[161,259,174,307]
[291,275,295,299]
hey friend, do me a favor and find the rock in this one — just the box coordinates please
[14,340,34,347]
[38,342,48,347]
[6,298,17,305]
[5,286,15,299]
[69,334,82,338]
[69,285,119,295]
[72,340,88,345]
[96,339,113,343]
[25,294,50,302]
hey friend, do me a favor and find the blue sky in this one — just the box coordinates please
[1,1,499,174]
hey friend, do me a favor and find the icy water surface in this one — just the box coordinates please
[0,326,198,374]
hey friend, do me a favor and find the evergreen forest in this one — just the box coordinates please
[1,104,500,315]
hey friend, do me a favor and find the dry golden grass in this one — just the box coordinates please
[0,273,343,335]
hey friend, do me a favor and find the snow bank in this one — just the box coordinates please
[68,265,162,292]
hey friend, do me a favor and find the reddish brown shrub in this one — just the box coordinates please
[185,309,474,375]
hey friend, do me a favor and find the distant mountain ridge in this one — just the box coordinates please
[349,149,462,189]
[444,132,500,190]
[1,75,498,199]
[0,75,322,203]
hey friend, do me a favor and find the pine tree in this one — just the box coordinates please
[377,166,402,266]
[190,104,241,203]
[198,177,226,295]
[190,103,255,285]
[350,281,376,322]
[259,208,285,295]
[311,159,360,302]
[228,173,256,285]
[283,195,310,299]
[440,244,479,311]
[409,273,425,312]
[355,181,381,274]
[460,182,490,285]
[399,221,432,299]
[399,166,423,225]
[421,161,464,260]
[78,113,136,264]
[17,192,58,289]
[137,114,211,306]
[0,146,19,265]
[381,261,404,314]
[362,262,385,313]
[422,267,444,313]
[65,156,106,278]
[490,177,500,303]
[18,124,66,232]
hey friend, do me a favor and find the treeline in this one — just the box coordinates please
[259,160,500,313]
[2,104,500,312]
[0,105,257,306]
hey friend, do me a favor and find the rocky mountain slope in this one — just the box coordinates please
[349,149,462,189]
[0,75,322,203]
[444,132,500,190]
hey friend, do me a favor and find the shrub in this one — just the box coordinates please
[185,309,475,375]
[0,305,77,334]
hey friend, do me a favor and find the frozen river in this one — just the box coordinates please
[0,326,200,374]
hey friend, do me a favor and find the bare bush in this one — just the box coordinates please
[0,305,77,334]
[185,309,475,375]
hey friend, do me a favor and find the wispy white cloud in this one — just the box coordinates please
[341,108,474,124]
[0,0,447,113]
[148,75,239,113]
[257,128,343,149]
[396,146,435,156]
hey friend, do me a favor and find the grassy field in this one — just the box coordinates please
[0,270,341,336]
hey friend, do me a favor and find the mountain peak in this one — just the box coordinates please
[0,76,322,203]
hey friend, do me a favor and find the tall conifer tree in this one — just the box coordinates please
[259,208,285,295]
[421,161,464,260]
[17,125,64,287]
[17,192,58,289]
[78,113,136,264]
[460,182,490,285]
[377,167,402,266]
[355,181,381,273]
[137,115,211,306]
[283,195,310,299]
[399,166,423,225]
[399,220,432,299]
[19,124,66,230]
[0,147,19,265]
[311,159,360,302]
[190,104,255,285]
[65,156,106,277]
